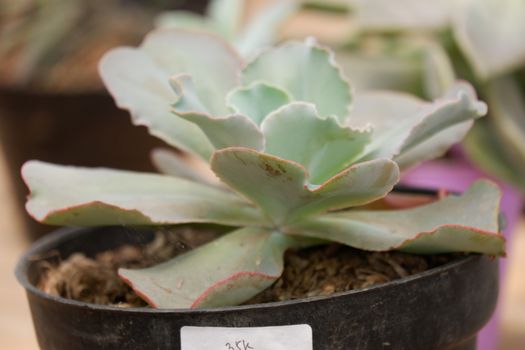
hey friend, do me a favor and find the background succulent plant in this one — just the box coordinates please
[331,0,525,195]
[156,0,297,58]
[23,29,504,309]
[0,0,192,91]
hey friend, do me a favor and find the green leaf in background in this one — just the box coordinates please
[154,11,216,34]
[464,121,525,195]
[479,75,525,191]
[335,48,424,96]
[155,0,297,59]
[235,0,298,58]
[351,0,453,31]
[421,40,456,98]
[207,0,243,39]
[453,0,525,80]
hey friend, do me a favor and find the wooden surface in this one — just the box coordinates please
[0,145,524,349]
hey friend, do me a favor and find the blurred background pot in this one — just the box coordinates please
[0,88,166,239]
[0,0,209,240]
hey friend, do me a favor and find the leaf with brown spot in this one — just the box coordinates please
[211,147,399,226]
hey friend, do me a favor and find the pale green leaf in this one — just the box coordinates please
[349,90,427,160]
[242,39,352,122]
[119,227,304,308]
[207,0,243,39]
[99,47,213,159]
[154,11,216,33]
[352,0,454,31]
[211,148,399,225]
[178,112,264,151]
[394,122,472,170]
[453,0,525,79]
[170,74,264,151]
[100,30,243,159]
[261,102,372,184]
[23,161,262,227]
[350,82,486,167]
[170,74,209,114]
[226,82,292,125]
[141,29,242,115]
[287,181,504,256]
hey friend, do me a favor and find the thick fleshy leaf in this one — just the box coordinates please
[352,0,453,31]
[100,29,243,159]
[286,181,504,256]
[235,0,298,58]
[23,161,262,226]
[151,148,221,186]
[261,102,372,184]
[99,48,212,159]
[171,74,264,150]
[211,148,399,225]
[241,39,352,122]
[170,74,210,114]
[350,82,486,167]
[119,227,304,308]
[178,112,264,151]
[140,29,242,115]
[226,82,292,125]
[453,0,525,79]
[394,122,472,170]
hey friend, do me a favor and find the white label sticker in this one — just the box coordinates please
[180,324,312,350]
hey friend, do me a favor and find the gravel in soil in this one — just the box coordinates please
[37,231,455,307]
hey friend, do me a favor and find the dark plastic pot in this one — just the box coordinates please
[0,89,165,240]
[16,226,499,350]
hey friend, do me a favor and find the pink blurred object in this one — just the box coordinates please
[402,157,523,350]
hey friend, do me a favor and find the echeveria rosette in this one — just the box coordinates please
[23,29,504,309]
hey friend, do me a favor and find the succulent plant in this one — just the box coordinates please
[23,28,504,309]
[332,0,525,195]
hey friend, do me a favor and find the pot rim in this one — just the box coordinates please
[15,225,481,314]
